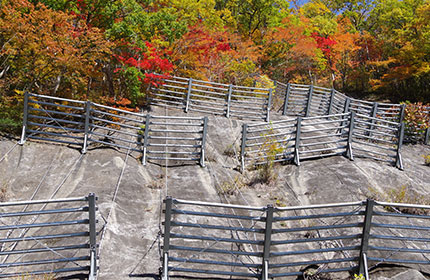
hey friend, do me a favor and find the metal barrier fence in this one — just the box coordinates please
[240,112,404,171]
[150,76,273,121]
[161,197,430,279]
[19,92,208,167]
[0,194,98,279]
[276,82,405,123]
[275,81,430,144]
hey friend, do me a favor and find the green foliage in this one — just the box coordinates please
[253,125,284,184]
[0,91,23,134]
[1,0,430,131]
[353,274,365,280]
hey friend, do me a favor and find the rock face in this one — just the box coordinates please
[374,268,428,280]
[0,106,429,279]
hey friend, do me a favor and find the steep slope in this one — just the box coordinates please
[0,105,429,279]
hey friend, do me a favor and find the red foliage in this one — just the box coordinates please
[114,41,173,86]
[312,32,337,59]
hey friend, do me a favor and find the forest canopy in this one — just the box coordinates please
[1,0,429,131]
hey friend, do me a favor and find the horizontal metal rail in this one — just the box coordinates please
[0,193,98,279]
[163,197,430,279]
[150,76,272,121]
[20,92,208,166]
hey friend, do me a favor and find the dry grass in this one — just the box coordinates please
[13,274,55,280]
[218,175,245,195]
[367,185,430,215]
[424,153,430,166]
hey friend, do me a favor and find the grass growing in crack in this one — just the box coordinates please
[250,125,284,185]
[424,153,430,166]
[218,175,245,195]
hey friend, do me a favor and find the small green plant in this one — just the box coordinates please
[253,125,284,184]
[424,154,430,166]
[137,124,146,136]
[353,274,365,280]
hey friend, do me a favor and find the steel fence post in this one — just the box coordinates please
[340,98,351,135]
[266,88,272,122]
[261,205,274,280]
[82,101,91,154]
[344,97,351,114]
[305,85,314,117]
[399,104,406,123]
[185,78,193,113]
[294,117,302,166]
[327,89,335,115]
[396,123,405,170]
[282,83,291,116]
[425,127,429,145]
[88,193,98,280]
[363,253,370,280]
[19,91,29,145]
[240,124,248,173]
[200,117,208,167]
[346,112,355,160]
[226,84,233,118]
[142,114,151,165]
[162,197,173,280]
[359,199,374,275]
[367,102,378,137]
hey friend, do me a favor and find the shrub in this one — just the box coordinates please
[0,91,24,135]
[424,154,430,166]
[402,102,430,139]
[253,125,284,184]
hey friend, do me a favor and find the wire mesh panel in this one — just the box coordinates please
[89,103,145,153]
[352,114,401,165]
[230,85,271,121]
[241,118,296,169]
[273,81,288,112]
[284,84,310,116]
[376,103,402,123]
[25,93,86,148]
[149,76,189,110]
[20,93,208,166]
[0,195,98,279]
[187,79,229,116]
[331,90,348,115]
[349,99,373,116]
[309,86,331,116]
[270,202,365,278]
[146,115,207,166]
[367,202,430,272]
[298,113,350,161]
[150,76,272,121]
[163,198,430,279]
[163,198,266,279]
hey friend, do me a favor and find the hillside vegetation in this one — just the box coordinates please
[1,0,430,133]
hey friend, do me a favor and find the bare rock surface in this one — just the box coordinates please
[0,106,430,279]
